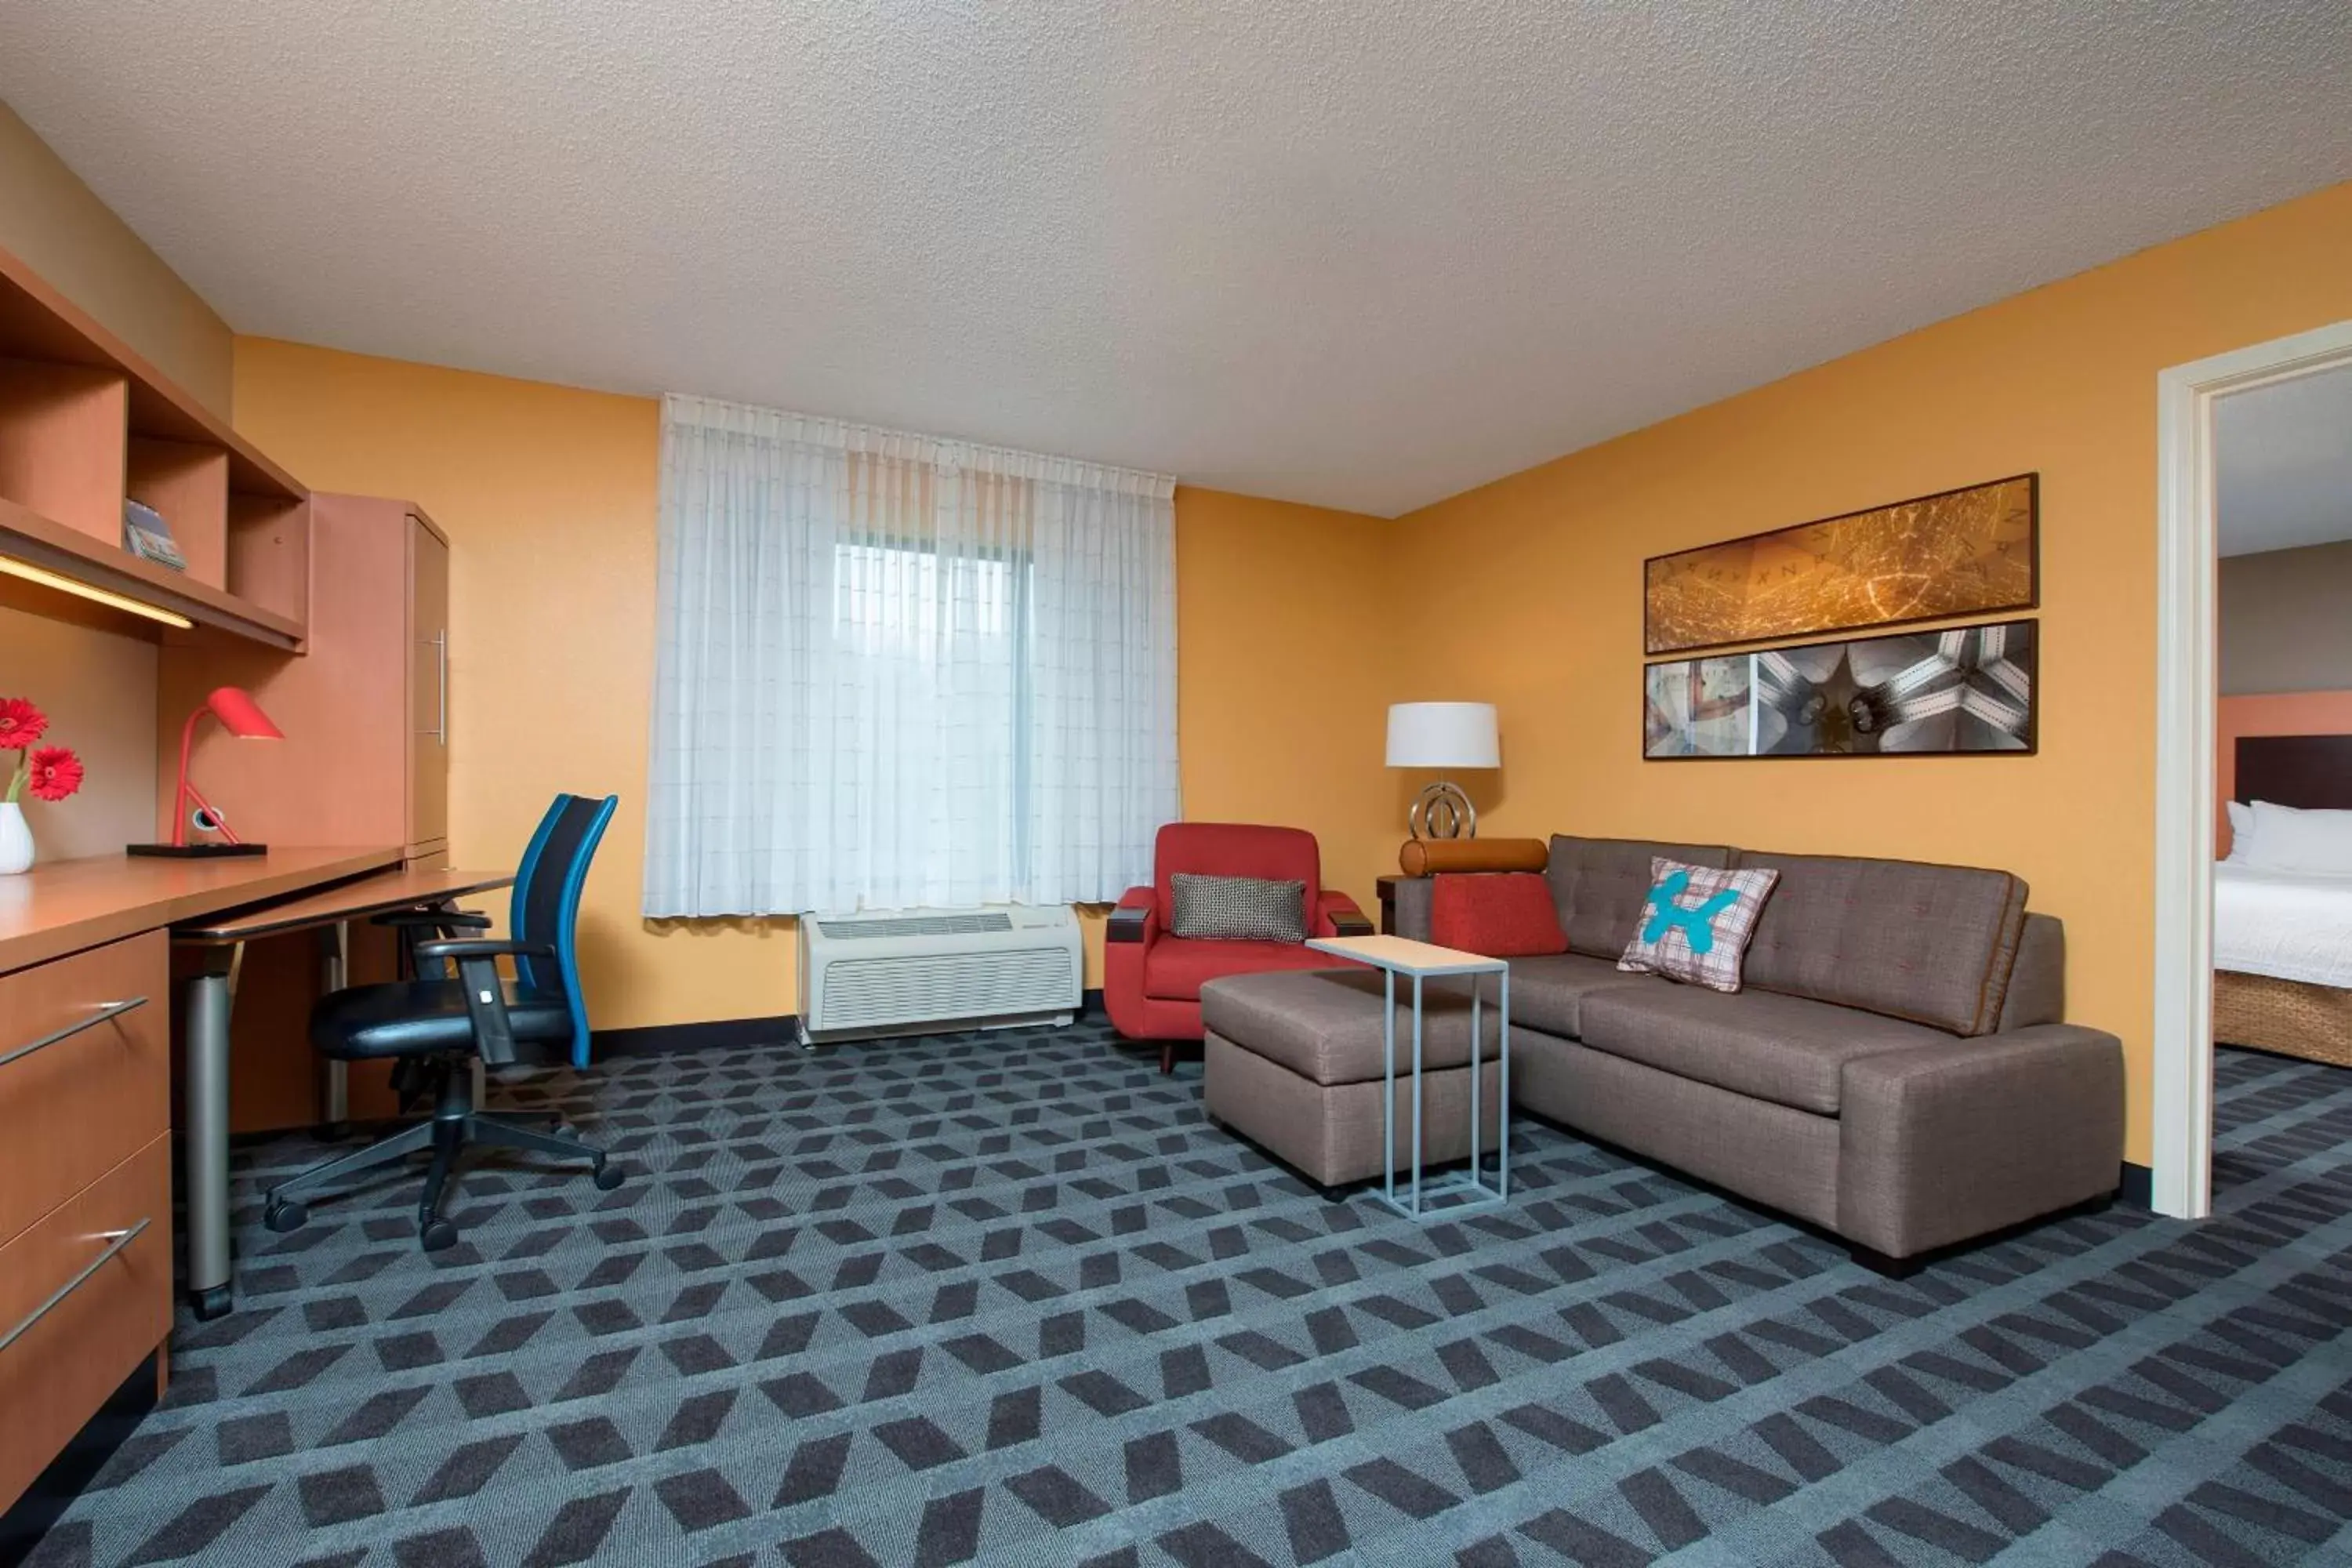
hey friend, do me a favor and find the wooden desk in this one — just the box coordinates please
[169,865,513,1320]
[0,847,401,1516]
[0,845,402,974]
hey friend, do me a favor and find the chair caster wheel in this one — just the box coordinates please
[188,1286,232,1321]
[419,1218,459,1252]
[264,1197,308,1233]
[592,1160,624,1192]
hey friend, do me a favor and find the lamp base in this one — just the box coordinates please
[1407,781,1478,840]
[126,842,267,858]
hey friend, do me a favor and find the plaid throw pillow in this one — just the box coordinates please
[1169,873,1307,942]
[1617,858,1780,993]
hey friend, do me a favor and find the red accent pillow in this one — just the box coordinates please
[1429,872,1567,957]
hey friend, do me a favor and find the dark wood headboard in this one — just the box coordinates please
[2236,734,2352,811]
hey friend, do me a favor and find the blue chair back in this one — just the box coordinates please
[507,793,618,1066]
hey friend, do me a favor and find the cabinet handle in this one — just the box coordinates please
[0,1218,151,1353]
[419,630,447,745]
[0,996,148,1070]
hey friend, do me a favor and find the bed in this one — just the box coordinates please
[2215,734,2352,1068]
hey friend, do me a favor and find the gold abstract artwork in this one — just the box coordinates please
[1644,475,2037,655]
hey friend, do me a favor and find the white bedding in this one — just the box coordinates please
[2214,862,2352,989]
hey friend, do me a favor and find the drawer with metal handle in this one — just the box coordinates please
[0,931,169,1249]
[0,1133,171,1515]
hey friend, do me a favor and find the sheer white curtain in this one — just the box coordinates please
[644,394,1178,916]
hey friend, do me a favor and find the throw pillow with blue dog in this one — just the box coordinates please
[1617,858,1781,993]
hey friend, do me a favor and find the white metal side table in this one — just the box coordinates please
[1306,934,1510,1220]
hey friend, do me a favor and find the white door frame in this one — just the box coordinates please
[2151,318,2352,1220]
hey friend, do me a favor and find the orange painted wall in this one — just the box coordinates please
[230,338,1394,1027]
[2216,691,2352,853]
[1390,180,2352,1165]
[1174,487,1399,910]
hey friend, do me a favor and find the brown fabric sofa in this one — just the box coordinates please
[1202,835,2124,1272]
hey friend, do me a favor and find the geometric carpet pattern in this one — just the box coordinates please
[24,1024,2352,1566]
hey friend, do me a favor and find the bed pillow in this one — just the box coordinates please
[2245,800,2352,877]
[1617,858,1780,993]
[2224,800,2255,864]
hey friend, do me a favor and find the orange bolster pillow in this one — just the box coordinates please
[1397,837,1549,877]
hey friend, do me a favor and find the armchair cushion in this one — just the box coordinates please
[1144,937,1338,1003]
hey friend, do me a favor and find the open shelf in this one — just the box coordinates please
[0,239,308,650]
[0,493,304,649]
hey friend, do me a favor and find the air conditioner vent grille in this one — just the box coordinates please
[818,912,1014,940]
[819,949,1074,1031]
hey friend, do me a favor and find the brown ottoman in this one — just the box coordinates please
[1200,967,1509,1189]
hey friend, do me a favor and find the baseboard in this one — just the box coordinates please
[590,1015,799,1058]
[0,1352,159,1568]
[1082,987,1103,1016]
[2118,1160,2153,1209]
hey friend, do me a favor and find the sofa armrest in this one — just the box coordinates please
[1837,1024,2124,1260]
[1316,891,1373,938]
[1107,887,1156,945]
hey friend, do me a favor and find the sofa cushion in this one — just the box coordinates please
[1200,969,1515,1087]
[1145,938,1334,1002]
[1501,952,1662,1037]
[1548,836,1735,959]
[1576,984,1954,1116]
[1431,872,1567,956]
[1732,851,2028,1035]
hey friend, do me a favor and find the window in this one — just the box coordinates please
[645,396,1178,916]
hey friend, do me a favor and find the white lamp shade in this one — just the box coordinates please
[1385,702,1499,768]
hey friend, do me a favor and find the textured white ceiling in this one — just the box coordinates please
[2218,362,2352,558]
[2,2,2348,516]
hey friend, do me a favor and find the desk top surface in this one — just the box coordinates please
[1306,933,1510,977]
[175,866,514,942]
[0,846,403,975]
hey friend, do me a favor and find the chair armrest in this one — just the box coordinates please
[413,939,557,962]
[1316,891,1373,938]
[1838,1024,2124,1259]
[1107,887,1156,945]
[415,939,556,1070]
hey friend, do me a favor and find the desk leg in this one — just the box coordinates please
[184,944,242,1320]
[317,922,349,1138]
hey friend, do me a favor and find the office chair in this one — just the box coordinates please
[263,793,623,1251]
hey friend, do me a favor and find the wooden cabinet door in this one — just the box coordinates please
[408,517,450,851]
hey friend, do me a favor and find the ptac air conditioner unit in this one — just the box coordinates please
[797,905,1083,1045]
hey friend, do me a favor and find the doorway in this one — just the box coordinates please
[2152,320,2352,1219]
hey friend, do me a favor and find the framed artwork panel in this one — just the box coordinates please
[1643,619,2037,760]
[1644,474,2038,655]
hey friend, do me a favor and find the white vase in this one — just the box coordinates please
[0,803,32,875]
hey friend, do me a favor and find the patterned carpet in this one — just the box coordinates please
[22,1023,2352,1567]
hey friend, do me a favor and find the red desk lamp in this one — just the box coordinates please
[129,686,285,858]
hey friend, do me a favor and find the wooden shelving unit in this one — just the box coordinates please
[0,241,309,650]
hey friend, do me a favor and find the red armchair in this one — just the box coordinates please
[1105,822,1372,1072]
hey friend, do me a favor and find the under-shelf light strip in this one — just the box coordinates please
[0,555,193,629]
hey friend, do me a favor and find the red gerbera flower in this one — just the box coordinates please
[0,698,48,750]
[25,746,82,803]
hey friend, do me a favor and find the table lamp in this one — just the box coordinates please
[129,685,285,857]
[1386,701,1499,839]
